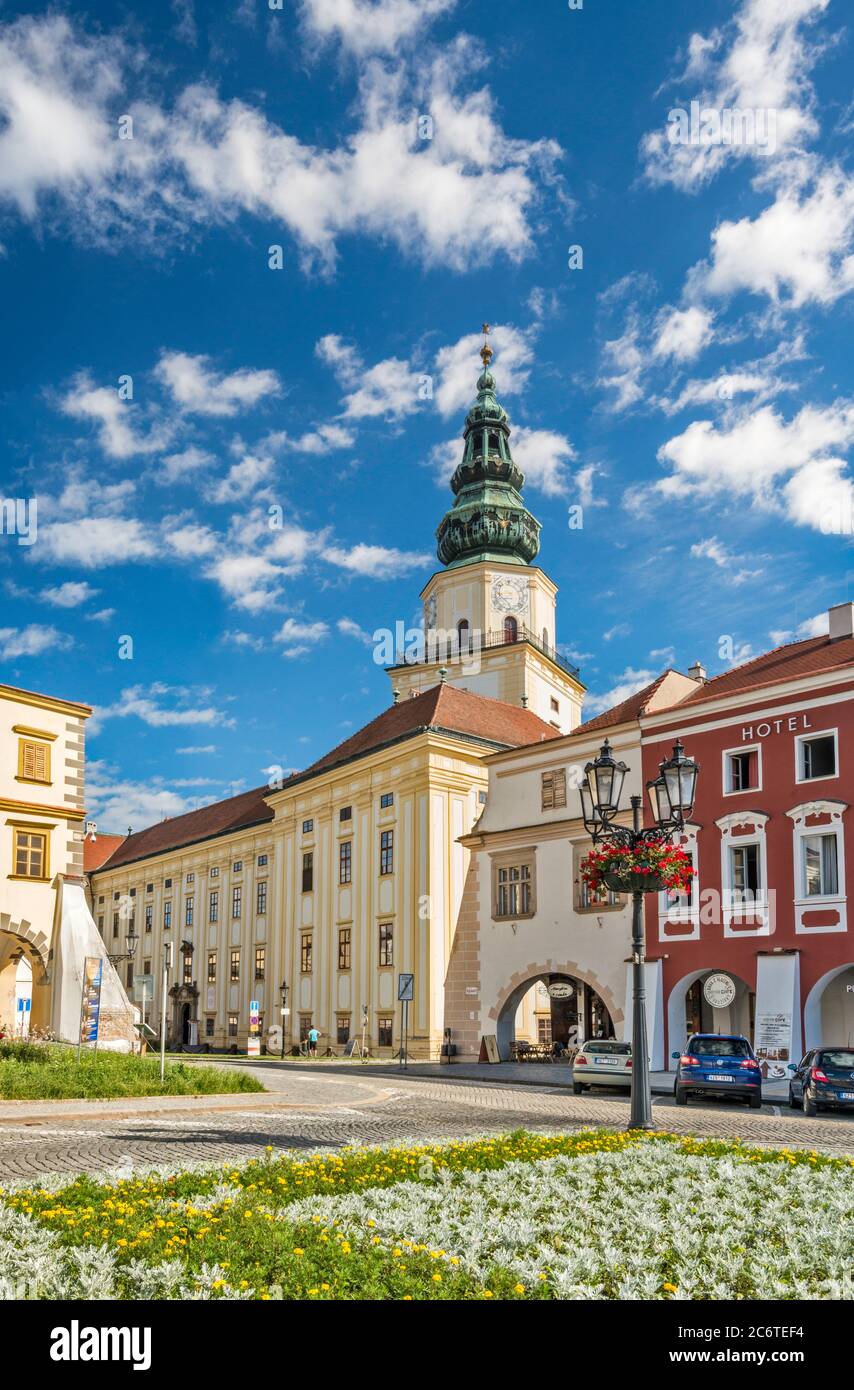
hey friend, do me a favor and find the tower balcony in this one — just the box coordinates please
[386,625,582,683]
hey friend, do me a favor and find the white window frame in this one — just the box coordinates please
[795,727,839,786]
[721,742,763,797]
[658,823,700,941]
[716,812,771,937]
[786,800,848,935]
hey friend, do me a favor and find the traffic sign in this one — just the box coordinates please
[398,973,414,1002]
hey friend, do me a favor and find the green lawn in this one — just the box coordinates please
[0,1041,265,1099]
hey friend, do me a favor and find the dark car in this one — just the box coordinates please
[674,1034,762,1108]
[788,1048,854,1116]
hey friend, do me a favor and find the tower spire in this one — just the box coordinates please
[435,328,541,570]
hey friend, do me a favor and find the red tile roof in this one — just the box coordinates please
[91,685,559,873]
[574,672,676,734]
[297,683,560,779]
[672,633,854,707]
[95,785,273,872]
[83,833,126,873]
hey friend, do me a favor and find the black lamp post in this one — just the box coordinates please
[581,737,699,1129]
[280,980,289,1059]
[108,926,139,968]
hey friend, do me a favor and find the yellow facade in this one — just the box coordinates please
[0,683,89,1032]
[90,727,491,1057]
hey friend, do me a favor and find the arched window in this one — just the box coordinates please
[457,619,470,652]
[504,616,518,644]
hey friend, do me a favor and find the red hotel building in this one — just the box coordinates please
[642,601,854,1074]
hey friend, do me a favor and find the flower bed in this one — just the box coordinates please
[1,1131,851,1300]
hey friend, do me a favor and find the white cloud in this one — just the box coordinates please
[603,622,631,642]
[641,0,831,190]
[652,306,715,362]
[208,453,274,503]
[176,744,217,754]
[337,616,373,643]
[36,516,158,569]
[39,580,99,608]
[770,610,829,644]
[220,630,264,652]
[511,426,576,498]
[267,423,355,454]
[0,17,561,272]
[0,624,72,658]
[155,351,280,416]
[61,376,170,458]
[156,445,215,484]
[597,322,645,412]
[92,683,235,732]
[316,334,421,420]
[325,542,430,576]
[274,618,330,650]
[584,667,656,718]
[84,759,209,835]
[203,553,285,612]
[690,535,762,585]
[654,400,854,534]
[163,521,219,558]
[696,165,854,308]
[298,0,456,56]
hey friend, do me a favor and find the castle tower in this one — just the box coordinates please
[388,330,585,733]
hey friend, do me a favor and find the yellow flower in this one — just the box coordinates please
[514,1284,525,1295]
[662,1282,678,1295]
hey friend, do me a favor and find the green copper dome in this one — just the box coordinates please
[436,343,541,570]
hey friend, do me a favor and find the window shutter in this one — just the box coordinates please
[542,773,554,810]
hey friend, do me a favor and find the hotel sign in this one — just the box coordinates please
[741,714,812,742]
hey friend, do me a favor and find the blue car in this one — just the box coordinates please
[674,1034,762,1108]
[788,1048,854,1116]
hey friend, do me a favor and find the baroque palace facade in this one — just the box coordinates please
[87,344,582,1055]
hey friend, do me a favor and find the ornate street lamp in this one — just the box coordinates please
[108,926,139,968]
[280,979,290,1059]
[581,737,699,1129]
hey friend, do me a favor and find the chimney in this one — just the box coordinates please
[688,660,707,683]
[828,602,854,641]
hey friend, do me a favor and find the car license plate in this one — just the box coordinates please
[839,1091,854,1100]
[706,1074,734,1082]
[595,1057,618,1066]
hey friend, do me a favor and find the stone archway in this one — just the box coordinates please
[665,967,755,1069]
[0,912,52,1033]
[489,959,624,1061]
[803,963,854,1051]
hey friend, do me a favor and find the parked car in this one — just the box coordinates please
[572,1039,632,1093]
[788,1048,854,1116]
[674,1034,762,1108]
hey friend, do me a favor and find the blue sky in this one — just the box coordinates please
[1,0,853,832]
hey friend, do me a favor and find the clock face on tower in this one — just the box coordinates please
[491,575,528,614]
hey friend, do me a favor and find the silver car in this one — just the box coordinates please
[572,1039,632,1093]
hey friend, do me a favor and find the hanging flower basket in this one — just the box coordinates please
[581,842,695,898]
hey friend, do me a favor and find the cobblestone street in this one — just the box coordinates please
[0,1064,852,1183]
